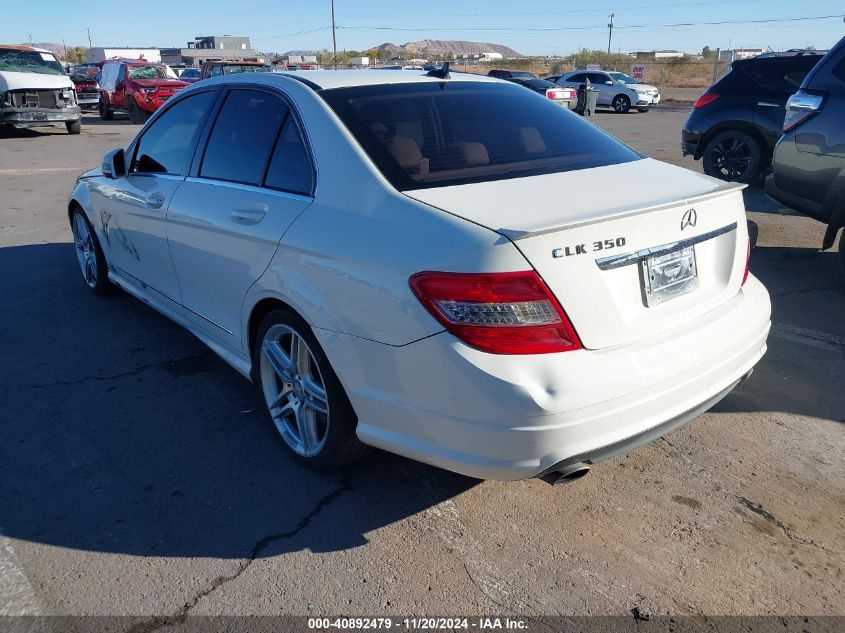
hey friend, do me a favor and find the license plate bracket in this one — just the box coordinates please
[641,246,698,307]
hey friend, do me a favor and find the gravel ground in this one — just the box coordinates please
[0,106,842,623]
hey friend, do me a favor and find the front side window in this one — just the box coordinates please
[321,81,641,191]
[131,91,217,175]
[200,89,288,185]
[609,72,638,85]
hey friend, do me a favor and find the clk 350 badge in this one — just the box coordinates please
[552,237,626,258]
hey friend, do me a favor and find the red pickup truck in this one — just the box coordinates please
[98,59,187,124]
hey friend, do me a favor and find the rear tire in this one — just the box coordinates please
[612,94,631,113]
[702,130,764,183]
[98,97,112,121]
[253,307,368,471]
[66,120,81,135]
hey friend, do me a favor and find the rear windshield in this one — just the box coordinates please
[321,82,641,191]
[223,64,268,74]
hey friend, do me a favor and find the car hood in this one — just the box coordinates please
[0,71,72,92]
[403,158,729,239]
[629,83,659,92]
[132,78,187,89]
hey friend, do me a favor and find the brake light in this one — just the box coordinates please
[782,91,823,132]
[741,238,751,286]
[409,271,582,354]
[546,88,563,100]
[693,93,719,109]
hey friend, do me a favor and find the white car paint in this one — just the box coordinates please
[0,47,73,93]
[68,71,770,480]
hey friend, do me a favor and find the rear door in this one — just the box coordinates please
[167,87,315,352]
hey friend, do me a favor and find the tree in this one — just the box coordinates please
[702,46,715,58]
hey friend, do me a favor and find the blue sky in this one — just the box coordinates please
[4,0,843,56]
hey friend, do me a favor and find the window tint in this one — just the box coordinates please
[744,59,817,94]
[264,119,314,195]
[567,73,586,83]
[200,89,288,185]
[322,82,642,191]
[589,73,610,84]
[211,64,222,77]
[132,90,216,175]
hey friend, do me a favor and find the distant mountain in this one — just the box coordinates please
[284,50,319,56]
[19,42,68,55]
[374,40,523,58]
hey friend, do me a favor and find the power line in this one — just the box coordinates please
[337,13,843,33]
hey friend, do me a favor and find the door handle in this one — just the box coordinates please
[231,204,268,224]
[145,192,165,209]
[757,101,780,108]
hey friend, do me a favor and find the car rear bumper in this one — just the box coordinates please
[764,172,823,219]
[0,106,81,128]
[319,275,771,480]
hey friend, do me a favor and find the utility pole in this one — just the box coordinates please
[331,0,338,70]
[87,27,93,62]
[607,13,614,55]
[62,39,68,62]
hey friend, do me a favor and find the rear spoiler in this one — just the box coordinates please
[498,181,747,240]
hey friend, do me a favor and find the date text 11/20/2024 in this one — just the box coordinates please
[307,617,528,630]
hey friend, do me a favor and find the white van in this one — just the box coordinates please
[0,45,82,134]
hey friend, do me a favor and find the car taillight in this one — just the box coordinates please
[546,88,564,100]
[782,91,823,132]
[409,271,582,354]
[693,93,719,108]
[741,238,751,286]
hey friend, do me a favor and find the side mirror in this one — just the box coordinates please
[102,148,127,179]
[605,80,614,85]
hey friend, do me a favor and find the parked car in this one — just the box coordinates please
[0,44,81,134]
[199,61,269,80]
[68,70,770,482]
[499,75,577,109]
[487,69,537,80]
[606,71,661,106]
[682,52,823,183]
[543,74,562,83]
[557,70,657,113]
[68,65,100,110]
[179,68,201,83]
[98,59,188,124]
[765,37,845,274]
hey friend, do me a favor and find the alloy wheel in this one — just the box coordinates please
[613,95,630,113]
[259,324,330,457]
[709,136,752,180]
[72,214,98,288]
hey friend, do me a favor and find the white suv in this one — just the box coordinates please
[558,70,661,113]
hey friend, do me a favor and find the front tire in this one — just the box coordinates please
[71,208,112,296]
[98,97,112,121]
[128,101,146,125]
[254,307,368,471]
[612,94,631,113]
[66,120,81,134]
[702,130,763,183]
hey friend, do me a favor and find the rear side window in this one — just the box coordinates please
[264,119,314,195]
[200,89,288,185]
[321,81,641,191]
[744,58,818,94]
[131,90,217,175]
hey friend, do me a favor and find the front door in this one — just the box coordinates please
[167,88,315,352]
[95,89,218,308]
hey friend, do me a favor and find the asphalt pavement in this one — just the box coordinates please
[0,107,843,622]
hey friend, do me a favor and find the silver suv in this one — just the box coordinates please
[557,70,660,113]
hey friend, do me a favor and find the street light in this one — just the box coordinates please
[607,13,615,55]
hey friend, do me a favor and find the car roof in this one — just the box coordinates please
[0,44,54,54]
[208,69,503,90]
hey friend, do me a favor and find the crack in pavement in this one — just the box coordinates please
[126,474,354,633]
[31,354,216,389]
[736,496,836,555]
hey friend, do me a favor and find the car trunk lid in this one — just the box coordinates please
[404,158,749,349]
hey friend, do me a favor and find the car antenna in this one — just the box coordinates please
[426,61,450,79]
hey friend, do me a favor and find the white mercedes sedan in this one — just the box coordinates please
[67,69,771,483]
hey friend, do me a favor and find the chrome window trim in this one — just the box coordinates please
[595,222,738,271]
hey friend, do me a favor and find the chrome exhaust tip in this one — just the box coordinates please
[541,462,591,486]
